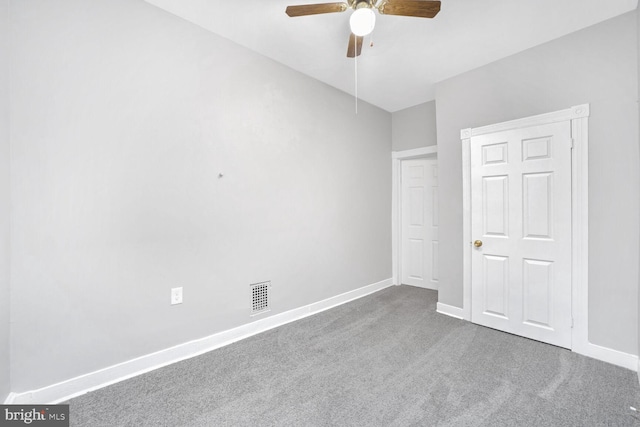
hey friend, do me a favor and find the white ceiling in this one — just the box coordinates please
[145,0,637,112]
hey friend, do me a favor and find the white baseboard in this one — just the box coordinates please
[573,341,638,372]
[435,303,638,373]
[8,278,393,405]
[436,302,466,320]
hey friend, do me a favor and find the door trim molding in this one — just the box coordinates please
[392,146,437,286]
[461,104,592,354]
[460,105,590,139]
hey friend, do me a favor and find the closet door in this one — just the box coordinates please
[470,121,572,348]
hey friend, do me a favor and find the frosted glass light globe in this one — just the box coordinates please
[350,8,375,37]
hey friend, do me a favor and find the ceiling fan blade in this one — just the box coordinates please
[379,0,440,18]
[286,2,348,17]
[346,33,363,58]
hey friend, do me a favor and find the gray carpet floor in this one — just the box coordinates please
[69,285,640,426]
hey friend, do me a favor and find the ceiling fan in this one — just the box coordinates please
[285,0,441,57]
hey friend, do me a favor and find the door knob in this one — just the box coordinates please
[474,240,483,248]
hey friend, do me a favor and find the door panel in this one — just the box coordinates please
[483,254,509,318]
[470,121,572,348]
[409,187,424,226]
[431,241,439,283]
[522,258,553,327]
[523,173,553,239]
[483,175,509,236]
[408,239,424,280]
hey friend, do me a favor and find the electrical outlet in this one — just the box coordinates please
[171,287,183,305]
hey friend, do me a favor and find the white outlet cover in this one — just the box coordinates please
[171,287,183,305]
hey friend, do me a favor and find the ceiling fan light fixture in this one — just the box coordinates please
[349,7,375,37]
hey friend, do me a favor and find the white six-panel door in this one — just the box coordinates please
[401,158,438,290]
[470,121,572,348]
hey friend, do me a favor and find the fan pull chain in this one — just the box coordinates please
[354,39,358,114]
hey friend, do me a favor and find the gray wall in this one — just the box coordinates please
[391,101,437,151]
[0,0,10,402]
[9,0,392,392]
[436,12,639,355]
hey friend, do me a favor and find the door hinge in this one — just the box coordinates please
[570,138,575,149]
[571,318,574,328]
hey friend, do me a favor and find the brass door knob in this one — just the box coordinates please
[474,240,483,248]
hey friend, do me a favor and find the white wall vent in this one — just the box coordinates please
[250,281,271,315]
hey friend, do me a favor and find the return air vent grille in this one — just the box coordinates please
[251,281,271,315]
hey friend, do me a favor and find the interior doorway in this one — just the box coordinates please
[400,157,439,289]
[461,104,590,351]
[392,146,438,289]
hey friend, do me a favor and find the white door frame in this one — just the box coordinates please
[460,104,633,366]
[392,146,438,287]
